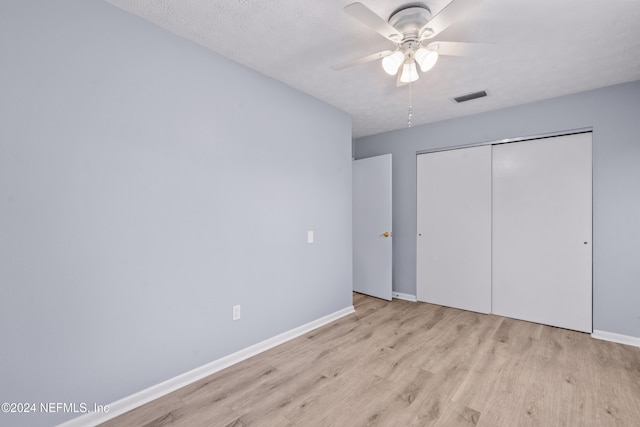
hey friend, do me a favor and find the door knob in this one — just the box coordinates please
[379,231,392,238]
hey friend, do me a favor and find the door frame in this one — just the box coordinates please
[416,128,593,156]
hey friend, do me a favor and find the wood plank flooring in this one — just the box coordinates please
[101,293,640,426]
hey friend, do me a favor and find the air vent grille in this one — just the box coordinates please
[454,90,488,103]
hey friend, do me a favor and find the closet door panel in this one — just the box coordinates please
[492,133,592,332]
[417,145,492,313]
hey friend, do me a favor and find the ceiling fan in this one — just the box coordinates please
[333,1,485,85]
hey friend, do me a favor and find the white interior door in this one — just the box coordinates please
[416,146,492,313]
[492,133,592,332]
[353,154,392,301]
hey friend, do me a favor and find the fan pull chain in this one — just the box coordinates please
[407,82,413,127]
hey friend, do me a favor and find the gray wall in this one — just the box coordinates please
[0,1,352,426]
[355,80,640,340]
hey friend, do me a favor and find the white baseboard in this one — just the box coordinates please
[57,305,355,427]
[592,329,640,348]
[392,291,417,302]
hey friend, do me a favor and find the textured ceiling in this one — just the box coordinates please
[105,0,640,138]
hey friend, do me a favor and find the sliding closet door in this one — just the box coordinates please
[492,133,592,332]
[417,145,492,313]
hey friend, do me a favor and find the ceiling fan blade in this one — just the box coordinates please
[344,2,402,42]
[331,50,393,71]
[425,41,492,57]
[423,0,480,39]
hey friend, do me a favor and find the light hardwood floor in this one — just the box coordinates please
[102,293,640,426]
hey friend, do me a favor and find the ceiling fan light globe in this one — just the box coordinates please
[382,51,405,75]
[400,62,419,83]
[415,48,439,72]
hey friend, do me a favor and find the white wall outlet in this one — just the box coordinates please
[232,305,241,321]
[307,230,314,244]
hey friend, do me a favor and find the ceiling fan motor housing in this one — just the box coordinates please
[388,5,433,43]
